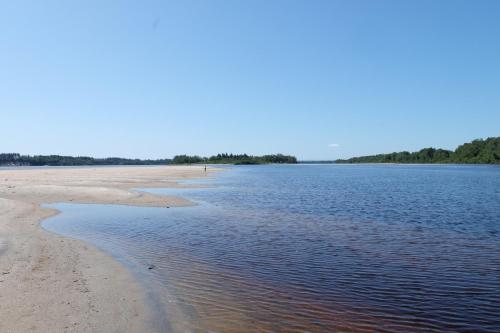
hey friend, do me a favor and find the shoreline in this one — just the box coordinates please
[0,165,215,332]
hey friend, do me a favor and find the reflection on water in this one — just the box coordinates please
[43,165,500,332]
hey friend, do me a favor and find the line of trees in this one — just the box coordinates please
[173,153,297,165]
[336,137,500,164]
[0,153,171,166]
[0,153,298,166]
[171,155,205,164]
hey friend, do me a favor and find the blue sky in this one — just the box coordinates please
[1,0,499,160]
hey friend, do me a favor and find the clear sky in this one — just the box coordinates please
[1,0,499,160]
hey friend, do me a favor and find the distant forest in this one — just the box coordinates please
[336,137,500,164]
[0,153,297,166]
[173,153,297,165]
[0,153,172,166]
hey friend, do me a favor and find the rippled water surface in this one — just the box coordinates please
[43,165,500,332]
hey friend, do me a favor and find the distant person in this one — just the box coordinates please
[204,164,207,173]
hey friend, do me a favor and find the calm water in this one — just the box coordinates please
[43,165,500,333]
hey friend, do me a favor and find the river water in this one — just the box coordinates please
[43,164,500,332]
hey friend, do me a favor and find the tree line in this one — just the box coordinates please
[173,153,297,165]
[335,137,500,164]
[0,153,297,166]
[0,153,172,166]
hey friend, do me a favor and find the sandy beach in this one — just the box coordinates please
[0,165,212,332]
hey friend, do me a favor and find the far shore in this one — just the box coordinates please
[0,165,215,333]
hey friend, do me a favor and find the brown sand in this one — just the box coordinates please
[0,165,213,332]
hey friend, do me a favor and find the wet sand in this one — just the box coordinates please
[0,165,212,332]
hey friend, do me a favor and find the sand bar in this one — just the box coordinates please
[0,165,213,332]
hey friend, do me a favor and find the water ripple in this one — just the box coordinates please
[43,165,500,332]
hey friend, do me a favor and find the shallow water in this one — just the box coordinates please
[43,164,500,332]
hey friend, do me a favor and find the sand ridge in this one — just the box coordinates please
[0,165,215,332]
